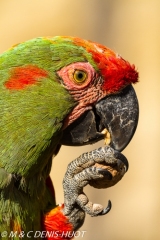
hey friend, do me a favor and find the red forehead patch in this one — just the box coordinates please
[5,65,48,90]
[72,37,138,93]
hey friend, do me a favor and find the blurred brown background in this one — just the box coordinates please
[0,0,160,239]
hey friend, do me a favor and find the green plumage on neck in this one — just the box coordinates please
[0,37,97,235]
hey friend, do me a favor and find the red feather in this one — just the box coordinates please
[5,65,48,90]
[72,37,138,94]
[43,177,73,239]
[42,205,73,240]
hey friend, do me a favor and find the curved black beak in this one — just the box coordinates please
[61,85,139,152]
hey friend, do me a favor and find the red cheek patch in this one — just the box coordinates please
[5,65,48,90]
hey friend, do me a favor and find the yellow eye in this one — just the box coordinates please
[73,70,87,83]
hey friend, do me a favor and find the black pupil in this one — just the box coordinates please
[77,72,84,79]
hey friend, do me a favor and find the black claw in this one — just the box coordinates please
[98,200,112,216]
[97,168,112,180]
[114,151,129,172]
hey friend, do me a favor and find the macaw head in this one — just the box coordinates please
[1,36,138,177]
[59,37,139,152]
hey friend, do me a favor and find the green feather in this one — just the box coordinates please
[0,37,97,235]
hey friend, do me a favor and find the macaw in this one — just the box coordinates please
[0,36,139,240]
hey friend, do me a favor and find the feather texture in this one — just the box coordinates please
[0,36,138,238]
